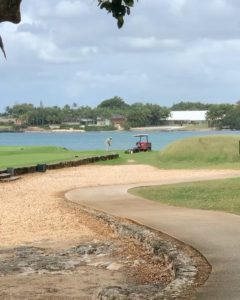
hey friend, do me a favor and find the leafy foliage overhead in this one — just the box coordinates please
[98,0,137,28]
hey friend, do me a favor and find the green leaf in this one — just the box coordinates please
[117,16,124,28]
[124,0,134,7]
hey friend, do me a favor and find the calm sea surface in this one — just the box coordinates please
[0,130,239,151]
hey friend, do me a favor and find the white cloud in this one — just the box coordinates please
[39,45,98,63]
[1,0,240,111]
[65,70,149,100]
[75,70,148,84]
[55,0,90,18]
[209,0,232,13]
[121,36,183,51]
[128,36,158,48]
[168,0,187,14]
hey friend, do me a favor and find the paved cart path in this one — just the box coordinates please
[66,173,240,300]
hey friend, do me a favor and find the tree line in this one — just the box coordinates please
[1,97,170,129]
[2,98,240,130]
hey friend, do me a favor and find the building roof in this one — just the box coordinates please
[167,111,208,121]
[111,115,125,120]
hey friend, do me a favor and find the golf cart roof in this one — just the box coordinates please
[133,134,149,137]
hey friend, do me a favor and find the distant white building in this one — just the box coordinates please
[96,117,111,126]
[165,111,208,125]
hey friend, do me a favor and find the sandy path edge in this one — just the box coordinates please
[65,167,240,300]
[1,164,240,247]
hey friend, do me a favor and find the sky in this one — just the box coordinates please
[1,0,240,112]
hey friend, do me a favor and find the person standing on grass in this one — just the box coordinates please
[105,137,112,151]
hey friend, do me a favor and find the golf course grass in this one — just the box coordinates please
[126,135,240,214]
[129,177,240,215]
[100,135,240,169]
[2,135,240,170]
[0,146,107,169]
[2,135,240,214]
[157,135,240,168]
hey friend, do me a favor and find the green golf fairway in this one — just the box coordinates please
[130,177,240,214]
[0,146,106,169]
[100,135,240,169]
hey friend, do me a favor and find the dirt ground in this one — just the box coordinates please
[1,165,240,299]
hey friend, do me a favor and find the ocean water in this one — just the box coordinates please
[0,130,239,151]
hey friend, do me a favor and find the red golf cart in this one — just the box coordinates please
[125,134,152,153]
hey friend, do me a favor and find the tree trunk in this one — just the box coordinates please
[0,0,22,24]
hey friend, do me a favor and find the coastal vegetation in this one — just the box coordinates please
[0,97,170,131]
[1,99,240,132]
[171,101,212,111]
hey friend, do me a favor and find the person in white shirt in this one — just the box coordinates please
[105,137,112,151]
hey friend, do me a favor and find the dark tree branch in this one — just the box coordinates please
[0,0,22,58]
[0,0,22,23]
[0,35,6,59]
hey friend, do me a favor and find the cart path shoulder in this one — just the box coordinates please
[65,172,240,300]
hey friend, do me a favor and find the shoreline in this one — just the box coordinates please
[130,125,217,132]
[1,126,219,133]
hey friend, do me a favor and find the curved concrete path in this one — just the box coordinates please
[66,175,240,300]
